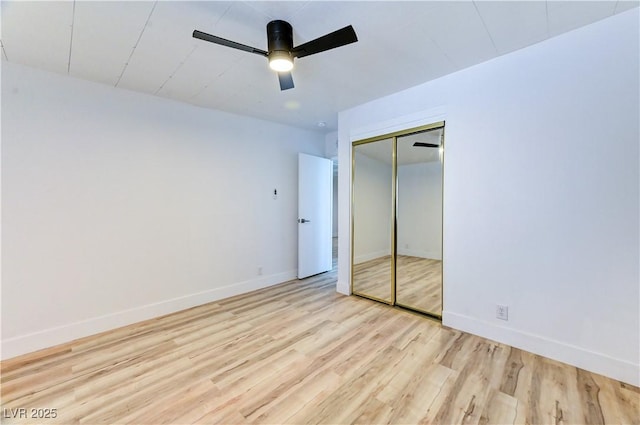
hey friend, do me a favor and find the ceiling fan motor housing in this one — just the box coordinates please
[267,20,293,61]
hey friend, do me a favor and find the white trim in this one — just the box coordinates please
[443,311,640,387]
[348,106,447,142]
[353,250,390,264]
[0,270,296,360]
[396,248,441,260]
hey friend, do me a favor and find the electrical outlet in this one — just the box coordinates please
[496,304,509,321]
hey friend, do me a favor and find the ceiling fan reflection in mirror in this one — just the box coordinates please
[413,142,440,148]
[193,20,358,91]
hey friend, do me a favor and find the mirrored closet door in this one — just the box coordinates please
[351,138,394,304]
[351,123,444,318]
[396,127,443,316]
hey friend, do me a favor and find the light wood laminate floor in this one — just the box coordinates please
[353,255,442,314]
[353,255,394,300]
[2,251,638,424]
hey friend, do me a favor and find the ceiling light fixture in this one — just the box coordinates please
[269,51,294,72]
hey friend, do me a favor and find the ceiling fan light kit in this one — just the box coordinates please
[269,53,294,72]
[193,19,358,91]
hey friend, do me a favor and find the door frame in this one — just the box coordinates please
[350,121,445,319]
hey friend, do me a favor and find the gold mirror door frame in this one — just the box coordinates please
[351,137,395,304]
[395,126,444,317]
[351,122,444,318]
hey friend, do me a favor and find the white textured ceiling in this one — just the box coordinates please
[2,1,637,132]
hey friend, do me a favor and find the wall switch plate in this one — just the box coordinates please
[496,304,509,321]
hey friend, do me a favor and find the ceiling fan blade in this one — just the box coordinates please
[413,142,440,148]
[278,72,295,90]
[193,30,268,57]
[292,25,357,59]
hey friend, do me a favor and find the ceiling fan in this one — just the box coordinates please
[193,20,358,91]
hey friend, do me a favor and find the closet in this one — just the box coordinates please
[351,122,444,318]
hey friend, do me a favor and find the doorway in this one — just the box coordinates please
[351,122,444,319]
[298,153,333,279]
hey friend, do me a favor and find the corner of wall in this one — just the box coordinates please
[442,311,640,387]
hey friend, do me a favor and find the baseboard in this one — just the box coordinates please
[443,311,640,387]
[354,250,390,264]
[396,248,441,260]
[0,270,297,361]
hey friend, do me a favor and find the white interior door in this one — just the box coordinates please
[298,153,333,279]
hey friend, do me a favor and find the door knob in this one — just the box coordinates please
[298,218,311,223]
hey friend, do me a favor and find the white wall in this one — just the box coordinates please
[324,131,338,159]
[352,152,392,263]
[332,170,338,238]
[1,62,325,359]
[325,131,338,237]
[338,9,639,386]
[397,162,442,259]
